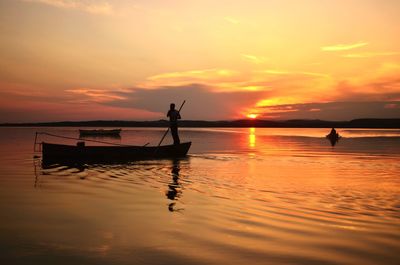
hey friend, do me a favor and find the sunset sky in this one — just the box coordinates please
[0,0,399,122]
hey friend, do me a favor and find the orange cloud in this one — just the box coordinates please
[0,97,161,123]
[143,68,248,92]
[65,88,126,103]
[384,103,398,109]
[261,70,290,75]
[148,69,237,81]
[255,101,400,120]
[256,98,298,108]
[332,63,400,98]
[259,70,329,78]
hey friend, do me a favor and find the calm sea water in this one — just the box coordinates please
[0,127,399,265]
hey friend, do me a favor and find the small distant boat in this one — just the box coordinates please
[41,141,191,163]
[326,132,340,141]
[326,131,341,146]
[79,129,121,136]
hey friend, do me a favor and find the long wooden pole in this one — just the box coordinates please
[157,100,186,147]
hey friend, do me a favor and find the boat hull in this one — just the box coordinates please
[42,142,191,163]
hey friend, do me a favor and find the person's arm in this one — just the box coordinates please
[167,110,171,117]
[177,111,181,119]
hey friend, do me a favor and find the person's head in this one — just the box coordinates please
[170,103,175,110]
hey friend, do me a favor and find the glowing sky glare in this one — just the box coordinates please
[0,0,399,122]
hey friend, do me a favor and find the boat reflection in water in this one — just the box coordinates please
[37,157,189,214]
[327,135,340,146]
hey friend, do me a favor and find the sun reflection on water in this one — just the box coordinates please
[249,127,256,148]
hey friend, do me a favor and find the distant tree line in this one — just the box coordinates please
[1,118,399,128]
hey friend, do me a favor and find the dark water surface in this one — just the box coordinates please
[0,127,399,265]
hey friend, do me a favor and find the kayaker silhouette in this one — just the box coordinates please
[326,128,340,146]
[167,103,181,145]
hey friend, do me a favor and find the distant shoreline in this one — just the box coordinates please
[0,118,399,129]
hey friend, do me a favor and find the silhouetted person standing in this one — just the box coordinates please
[167,103,181,145]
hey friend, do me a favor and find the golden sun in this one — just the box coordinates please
[247,113,258,119]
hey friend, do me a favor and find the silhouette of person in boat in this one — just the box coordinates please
[167,103,181,145]
[327,128,340,146]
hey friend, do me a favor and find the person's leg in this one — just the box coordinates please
[171,125,180,145]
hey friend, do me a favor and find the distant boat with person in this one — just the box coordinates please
[326,128,341,146]
[79,128,121,136]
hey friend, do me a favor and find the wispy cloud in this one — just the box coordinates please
[65,88,126,103]
[262,70,290,75]
[145,68,279,93]
[257,105,298,114]
[223,17,240,24]
[22,0,113,15]
[255,97,299,108]
[321,42,368,51]
[143,68,243,91]
[298,71,330,78]
[259,70,329,78]
[342,52,400,58]
[241,54,267,64]
[148,69,237,81]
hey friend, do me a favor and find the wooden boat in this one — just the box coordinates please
[79,129,121,136]
[41,141,191,163]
